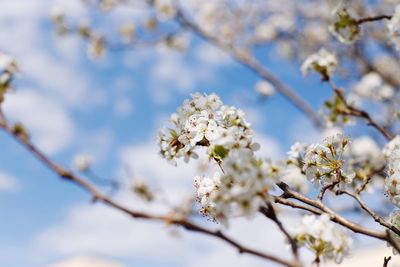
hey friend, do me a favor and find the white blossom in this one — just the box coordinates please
[349,136,385,169]
[291,214,353,263]
[302,133,354,186]
[255,80,275,97]
[158,93,256,165]
[386,211,400,254]
[384,136,400,206]
[329,1,360,43]
[352,72,394,101]
[72,154,92,172]
[194,148,272,225]
[301,48,338,80]
[383,135,400,163]
[386,169,400,207]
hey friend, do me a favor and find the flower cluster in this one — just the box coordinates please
[329,2,360,44]
[386,211,400,254]
[0,53,18,103]
[291,214,353,263]
[384,136,400,206]
[388,5,400,50]
[352,72,394,102]
[157,93,256,166]
[194,148,271,226]
[158,93,272,225]
[301,48,337,80]
[299,134,354,186]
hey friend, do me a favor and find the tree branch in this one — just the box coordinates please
[174,8,323,129]
[335,189,400,237]
[276,182,389,241]
[0,109,298,267]
[327,79,393,140]
[383,256,391,267]
[357,15,392,25]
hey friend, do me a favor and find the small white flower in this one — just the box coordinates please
[301,48,338,80]
[291,214,353,263]
[255,80,275,97]
[329,1,360,43]
[72,154,92,172]
[386,211,400,254]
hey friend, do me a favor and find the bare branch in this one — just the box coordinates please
[357,15,392,25]
[276,182,389,241]
[273,196,322,215]
[383,256,391,267]
[317,172,341,201]
[335,190,400,237]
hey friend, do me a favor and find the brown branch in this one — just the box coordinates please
[335,189,400,237]
[327,79,393,140]
[276,182,388,240]
[383,256,391,267]
[356,15,392,25]
[273,196,322,215]
[355,165,385,194]
[0,109,298,267]
[317,172,341,201]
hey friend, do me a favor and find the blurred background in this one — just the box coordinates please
[0,0,399,266]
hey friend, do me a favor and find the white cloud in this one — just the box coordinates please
[46,255,124,267]
[21,51,95,108]
[253,133,283,159]
[0,171,18,191]
[33,195,298,267]
[149,50,217,104]
[113,98,133,117]
[2,90,75,155]
[194,43,231,67]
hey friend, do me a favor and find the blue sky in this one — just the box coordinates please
[0,1,378,267]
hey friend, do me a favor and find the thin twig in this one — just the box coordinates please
[356,15,392,24]
[317,172,341,201]
[327,79,393,140]
[335,190,400,237]
[355,165,385,194]
[383,256,391,267]
[276,182,388,241]
[273,196,322,215]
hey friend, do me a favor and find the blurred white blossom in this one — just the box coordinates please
[301,48,338,80]
[291,214,353,263]
[329,1,360,43]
